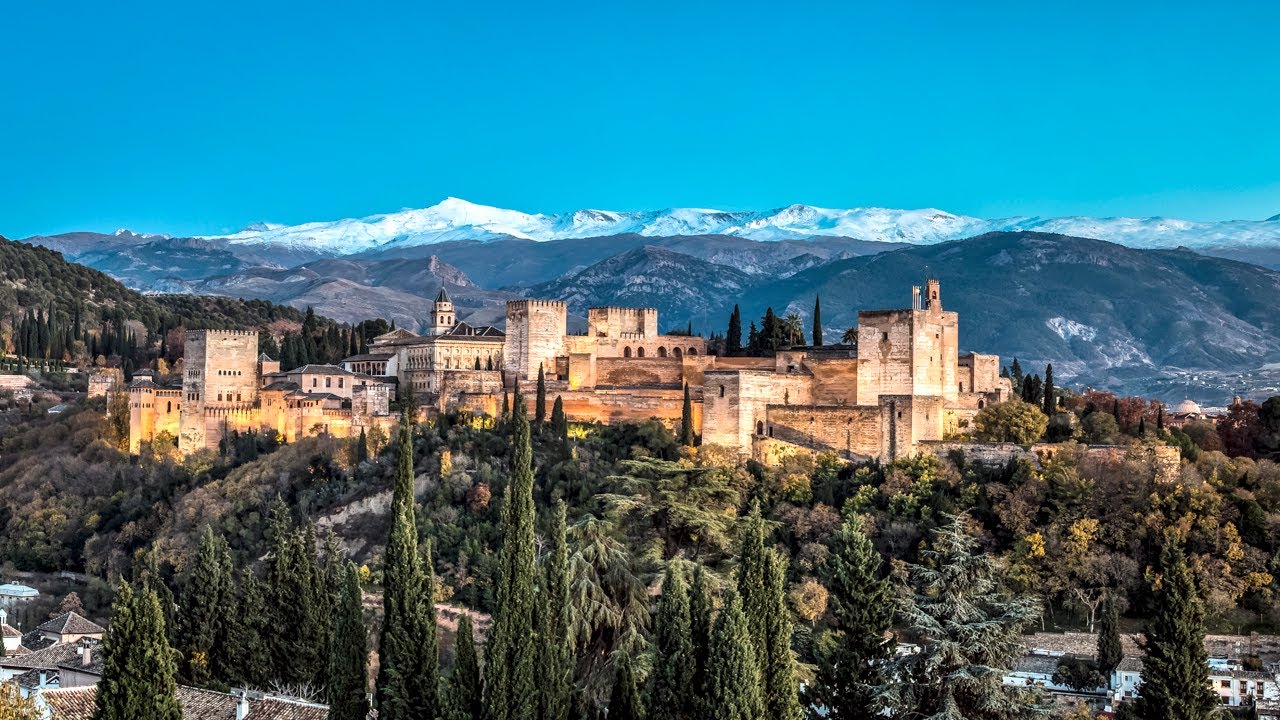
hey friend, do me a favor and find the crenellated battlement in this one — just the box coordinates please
[507,299,567,310]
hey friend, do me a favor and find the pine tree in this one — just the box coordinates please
[811,296,823,347]
[727,305,742,355]
[808,516,893,718]
[1010,357,1024,389]
[1097,593,1123,680]
[706,590,764,720]
[448,613,484,720]
[1043,364,1055,416]
[536,364,547,425]
[648,563,694,720]
[539,501,572,720]
[177,526,234,686]
[1134,545,1216,720]
[679,383,695,447]
[878,514,1041,718]
[226,569,271,689]
[376,414,440,719]
[485,391,539,720]
[608,656,645,720]
[92,581,183,720]
[688,565,714,713]
[329,563,369,720]
[761,552,802,720]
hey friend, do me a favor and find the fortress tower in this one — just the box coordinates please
[504,300,567,381]
[427,288,456,336]
[856,278,959,405]
[179,329,261,453]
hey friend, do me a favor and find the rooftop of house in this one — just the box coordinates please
[243,697,331,719]
[0,582,38,598]
[340,352,394,363]
[38,612,105,637]
[1,638,100,670]
[42,684,248,720]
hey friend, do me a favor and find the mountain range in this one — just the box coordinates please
[15,198,1280,404]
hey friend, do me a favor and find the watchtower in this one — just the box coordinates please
[427,288,456,336]
[179,329,261,453]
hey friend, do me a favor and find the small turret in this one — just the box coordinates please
[428,287,456,336]
[925,278,941,313]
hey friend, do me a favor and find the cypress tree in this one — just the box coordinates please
[357,428,369,464]
[536,364,547,425]
[376,413,440,719]
[811,296,823,347]
[93,581,183,720]
[265,503,323,686]
[679,383,695,447]
[448,613,483,720]
[551,396,568,445]
[761,552,802,720]
[1097,593,1123,679]
[737,505,770,669]
[329,563,369,720]
[706,590,764,720]
[608,655,645,720]
[1139,416,1147,436]
[1134,545,1216,720]
[226,569,271,689]
[502,390,510,419]
[727,305,742,355]
[1113,398,1121,423]
[688,564,714,712]
[177,526,234,686]
[485,391,538,720]
[1009,357,1024,389]
[1157,405,1165,431]
[1043,364,1055,416]
[648,563,694,720]
[539,501,572,720]
[809,516,893,719]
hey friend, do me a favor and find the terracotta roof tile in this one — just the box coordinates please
[36,612,105,637]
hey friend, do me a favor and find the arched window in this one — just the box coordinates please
[978,399,985,409]
[624,347,632,358]
[756,421,764,436]
[688,347,697,356]
[658,347,667,358]
[637,347,646,358]
[674,348,683,359]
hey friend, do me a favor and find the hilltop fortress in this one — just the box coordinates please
[130,280,1016,462]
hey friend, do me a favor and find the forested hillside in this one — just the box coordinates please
[0,236,376,372]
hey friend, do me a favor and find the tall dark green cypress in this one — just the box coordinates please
[539,501,572,720]
[608,655,645,720]
[811,296,823,347]
[688,564,714,714]
[550,396,569,445]
[485,391,538,720]
[265,503,324,687]
[761,551,802,720]
[727,305,743,355]
[357,427,369,464]
[93,581,183,720]
[536,364,547,425]
[706,590,764,720]
[1043,364,1055,416]
[376,413,440,719]
[226,569,271,689]
[808,516,893,719]
[648,563,694,720]
[177,526,234,686]
[679,383,695,447]
[1135,545,1216,720]
[449,613,484,720]
[1097,593,1123,679]
[329,563,369,720]
[737,505,770,670]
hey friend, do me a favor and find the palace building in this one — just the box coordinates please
[131,278,1013,463]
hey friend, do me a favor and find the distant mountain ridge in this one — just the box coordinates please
[184,197,1280,254]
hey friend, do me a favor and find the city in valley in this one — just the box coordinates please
[2,2,1280,720]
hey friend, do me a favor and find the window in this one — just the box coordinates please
[624,347,632,358]
[720,385,726,398]
[637,347,645,358]
[167,401,171,412]
[339,378,344,389]
[756,421,764,436]
[217,393,223,402]
[658,347,667,358]
[688,348,697,356]
[882,332,889,341]
[674,348,683,359]
[312,379,318,387]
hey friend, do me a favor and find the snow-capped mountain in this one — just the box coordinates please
[203,197,1280,254]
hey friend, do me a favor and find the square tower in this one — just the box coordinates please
[180,330,261,453]
[504,300,567,381]
[855,280,959,404]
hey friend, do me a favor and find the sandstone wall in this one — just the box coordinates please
[181,330,260,453]
[587,307,658,338]
[438,370,504,415]
[504,300,566,381]
[762,405,883,459]
[596,358,684,387]
[804,358,860,405]
[701,370,812,453]
[959,353,1001,394]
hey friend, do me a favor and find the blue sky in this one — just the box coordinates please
[2,0,1278,238]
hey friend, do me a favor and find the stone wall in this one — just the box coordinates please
[805,358,860,405]
[596,358,684,387]
[701,370,812,453]
[959,353,1002,394]
[520,381,701,430]
[438,370,505,416]
[588,307,658,338]
[761,404,883,459]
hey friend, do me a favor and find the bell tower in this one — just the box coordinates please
[428,288,456,336]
